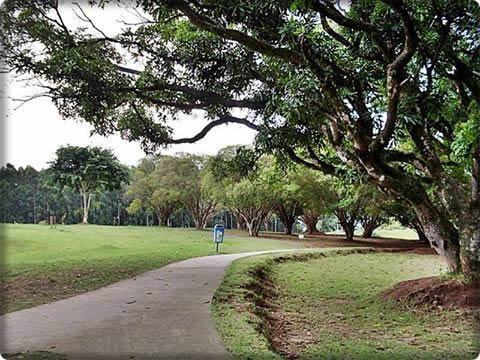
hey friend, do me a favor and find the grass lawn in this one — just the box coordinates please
[0,224,307,314]
[212,251,478,359]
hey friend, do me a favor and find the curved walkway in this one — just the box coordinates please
[0,250,307,360]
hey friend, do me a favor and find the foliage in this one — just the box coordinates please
[47,146,129,224]
[4,0,478,272]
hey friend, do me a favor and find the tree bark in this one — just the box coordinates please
[414,201,461,272]
[81,192,91,224]
[336,212,355,241]
[235,213,247,231]
[459,204,480,281]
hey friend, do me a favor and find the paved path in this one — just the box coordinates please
[0,250,305,360]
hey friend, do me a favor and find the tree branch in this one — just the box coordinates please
[167,0,304,65]
[168,115,258,144]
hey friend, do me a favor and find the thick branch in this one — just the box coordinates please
[168,115,258,144]
[168,0,304,65]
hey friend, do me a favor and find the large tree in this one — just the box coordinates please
[127,156,179,226]
[174,154,218,230]
[2,1,479,278]
[48,146,129,224]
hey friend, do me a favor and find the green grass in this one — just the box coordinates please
[0,224,306,313]
[212,251,478,359]
[373,228,418,240]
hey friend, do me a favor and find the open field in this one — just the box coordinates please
[0,224,424,314]
[212,251,478,359]
[0,224,307,314]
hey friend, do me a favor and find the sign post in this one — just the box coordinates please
[213,224,225,252]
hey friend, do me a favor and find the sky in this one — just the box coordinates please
[1,3,256,170]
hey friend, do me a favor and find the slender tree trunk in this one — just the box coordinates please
[335,211,356,241]
[81,192,90,224]
[341,222,355,241]
[236,214,247,231]
[117,200,121,226]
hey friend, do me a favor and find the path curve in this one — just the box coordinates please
[0,249,305,359]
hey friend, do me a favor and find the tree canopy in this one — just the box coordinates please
[48,146,129,223]
[2,0,479,278]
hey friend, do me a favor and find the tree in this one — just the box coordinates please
[2,1,479,278]
[357,186,390,238]
[212,153,275,236]
[221,178,273,236]
[178,155,218,230]
[264,163,304,235]
[295,168,331,234]
[127,156,179,226]
[48,146,129,224]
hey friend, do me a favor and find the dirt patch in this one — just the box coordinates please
[256,231,429,249]
[0,267,135,314]
[383,276,480,309]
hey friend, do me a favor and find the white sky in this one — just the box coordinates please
[1,3,256,170]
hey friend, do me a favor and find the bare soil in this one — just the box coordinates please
[383,276,480,309]
[255,231,430,250]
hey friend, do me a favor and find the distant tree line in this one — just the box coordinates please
[1,145,426,241]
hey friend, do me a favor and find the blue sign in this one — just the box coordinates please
[213,224,225,243]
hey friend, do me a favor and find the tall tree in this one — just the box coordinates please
[127,156,180,226]
[212,153,275,236]
[265,164,304,235]
[357,186,390,238]
[48,146,129,224]
[2,1,479,278]
[177,155,218,230]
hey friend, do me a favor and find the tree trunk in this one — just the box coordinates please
[81,192,90,224]
[459,206,480,281]
[193,217,207,230]
[236,215,247,231]
[275,204,301,236]
[341,221,355,241]
[362,226,374,238]
[416,228,429,243]
[335,211,356,241]
[282,218,294,235]
[414,202,461,272]
[246,219,262,237]
[361,216,383,238]
[301,212,319,234]
[158,214,169,227]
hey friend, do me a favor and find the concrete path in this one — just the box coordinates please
[0,250,304,360]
